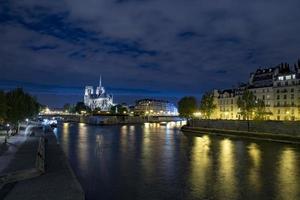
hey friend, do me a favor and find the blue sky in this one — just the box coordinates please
[1,0,300,107]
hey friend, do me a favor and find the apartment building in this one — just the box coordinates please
[211,62,300,120]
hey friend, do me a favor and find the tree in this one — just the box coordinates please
[0,90,7,123]
[6,88,40,124]
[63,103,75,113]
[237,90,256,131]
[178,96,197,118]
[110,104,128,115]
[237,90,256,120]
[74,102,90,114]
[199,92,216,119]
[254,99,272,120]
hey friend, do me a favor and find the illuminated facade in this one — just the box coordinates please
[84,77,114,111]
[134,99,178,116]
[210,63,300,120]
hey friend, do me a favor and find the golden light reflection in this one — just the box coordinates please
[78,123,88,170]
[141,123,165,180]
[129,125,135,133]
[217,139,237,199]
[166,122,176,128]
[120,125,136,153]
[121,125,128,135]
[61,123,70,154]
[248,143,261,192]
[277,148,299,200]
[190,135,211,197]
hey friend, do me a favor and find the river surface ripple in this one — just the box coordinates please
[54,122,300,200]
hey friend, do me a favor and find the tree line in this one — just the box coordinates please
[0,88,40,125]
[63,102,128,115]
[178,90,269,120]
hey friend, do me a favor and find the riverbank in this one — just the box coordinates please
[0,127,84,199]
[182,119,300,144]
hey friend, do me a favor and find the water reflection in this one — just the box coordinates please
[247,143,262,194]
[56,122,300,200]
[217,139,237,199]
[78,123,88,171]
[277,148,299,200]
[61,123,70,155]
[189,135,211,198]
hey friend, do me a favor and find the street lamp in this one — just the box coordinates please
[5,124,10,144]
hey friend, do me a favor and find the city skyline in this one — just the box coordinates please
[1,0,300,107]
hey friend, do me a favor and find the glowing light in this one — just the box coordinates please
[193,112,202,117]
[248,143,261,191]
[189,135,211,197]
[217,139,237,199]
[277,148,298,199]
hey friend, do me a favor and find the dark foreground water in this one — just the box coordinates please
[54,122,300,200]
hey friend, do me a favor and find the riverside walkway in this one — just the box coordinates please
[0,126,84,200]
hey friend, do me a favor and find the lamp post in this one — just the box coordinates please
[5,123,10,144]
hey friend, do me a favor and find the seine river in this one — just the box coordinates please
[54,122,300,200]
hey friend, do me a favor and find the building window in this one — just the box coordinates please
[277,89,280,93]
[286,75,291,80]
[291,94,294,99]
[278,76,284,81]
[291,88,294,92]
[285,81,288,86]
[284,95,287,99]
[278,109,280,114]
[277,116,280,120]
[277,102,280,106]
[277,95,280,99]
[292,102,295,106]
[292,74,296,79]
[263,95,265,100]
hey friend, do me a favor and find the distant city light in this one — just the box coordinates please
[193,112,202,117]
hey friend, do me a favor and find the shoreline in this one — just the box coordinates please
[181,125,300,144]
[0,126,85,200]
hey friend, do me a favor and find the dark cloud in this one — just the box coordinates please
[1,0,300,107]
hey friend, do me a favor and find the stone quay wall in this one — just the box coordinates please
[187,119,300,137]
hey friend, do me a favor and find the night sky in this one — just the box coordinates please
[1,0,300,107]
